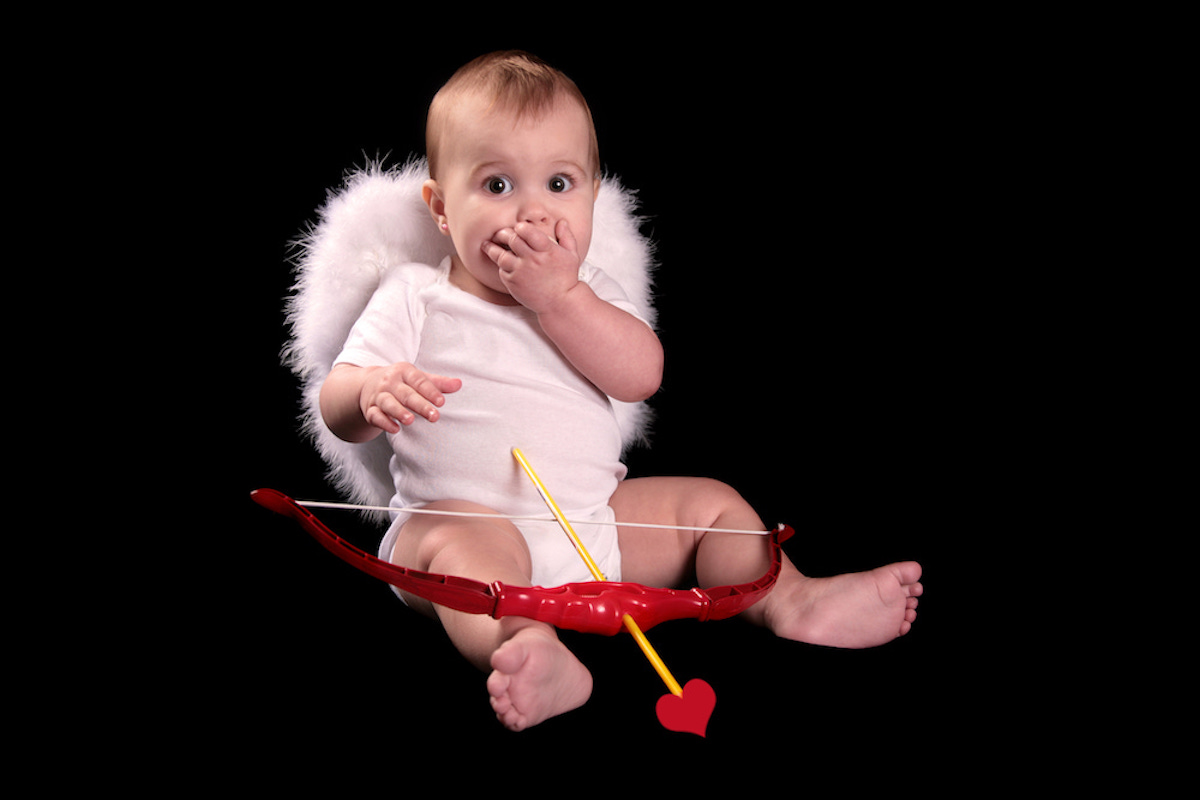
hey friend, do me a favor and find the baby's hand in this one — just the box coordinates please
[359,362,462,434]
[483,219,581,313]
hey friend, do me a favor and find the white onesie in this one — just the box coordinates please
[334,256,648,587]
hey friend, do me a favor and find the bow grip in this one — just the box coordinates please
[492,581,712,636]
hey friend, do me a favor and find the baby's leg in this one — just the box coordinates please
[390,501,591,730]
[611,478,922,648]
[610,477,772,590]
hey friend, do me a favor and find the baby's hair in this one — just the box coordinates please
[426,50,600,180]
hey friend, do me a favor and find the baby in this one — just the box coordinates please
[318,51,922,731]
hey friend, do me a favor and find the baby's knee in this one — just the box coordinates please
[700,477,746,503]
[687,477,751,516]
[406,502,531,574]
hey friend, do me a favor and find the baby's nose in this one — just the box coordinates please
[518,192,551,222]
[520,206,550,226]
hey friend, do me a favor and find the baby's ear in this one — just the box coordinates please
[593,177,601,202]
[423,179,446,220]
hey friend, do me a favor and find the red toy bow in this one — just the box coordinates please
[251,488,793,636]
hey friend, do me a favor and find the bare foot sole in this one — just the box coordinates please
[486,625,593,731]
[766,561,923,648]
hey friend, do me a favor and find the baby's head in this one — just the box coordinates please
[422,51,602,303]
[425,50,599,182]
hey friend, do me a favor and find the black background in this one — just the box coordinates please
[143,18,1024,786]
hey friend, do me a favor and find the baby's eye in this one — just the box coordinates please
[548,175,574,193]
[486,177,512,195]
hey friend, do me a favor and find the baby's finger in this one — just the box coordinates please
[406,370,454,408]
[395,383,447,422]
[481,239,514,266]
[429,373,464,394]
[491,228,531,258]
[554,219,576,256]
[512,222,554,251]
[368,397,409,432]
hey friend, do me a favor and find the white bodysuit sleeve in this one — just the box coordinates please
[333,266,428,368]
[580,264,652,328]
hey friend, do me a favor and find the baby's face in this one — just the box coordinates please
[430,94,599,303]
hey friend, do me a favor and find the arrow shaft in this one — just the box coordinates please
[512,448,685,697]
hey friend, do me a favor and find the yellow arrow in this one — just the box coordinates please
[511,447,683,696]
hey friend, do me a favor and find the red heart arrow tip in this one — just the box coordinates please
[655,678,716,737]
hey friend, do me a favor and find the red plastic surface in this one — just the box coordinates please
[493,582,712,636]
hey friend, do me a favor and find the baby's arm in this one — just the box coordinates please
[537,282,663,402]
[484,220,663,402]
[319,362,462,442]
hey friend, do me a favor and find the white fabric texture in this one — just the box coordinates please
[335,256,644,518]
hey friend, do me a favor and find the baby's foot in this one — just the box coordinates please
[486,625,593,731]
[766,561,923,649]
